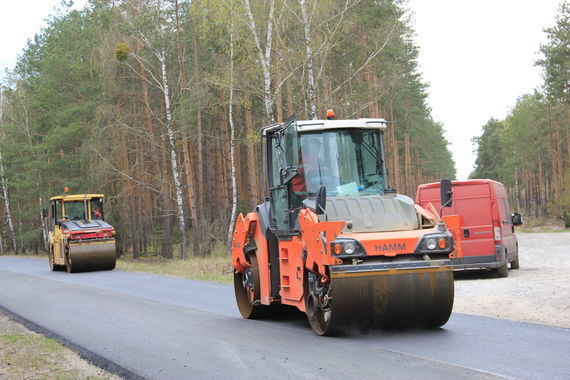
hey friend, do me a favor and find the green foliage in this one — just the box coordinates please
[114,42,131,61]
[471,118,505,180]
[538,1,570,104]
[0,0,456,255]
[472,3,570,219]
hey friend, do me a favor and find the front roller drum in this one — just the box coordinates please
[65,240,117,273]
[306,268,454,335]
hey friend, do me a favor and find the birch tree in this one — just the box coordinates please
[227,15,238,252]
[0,91,18,254]
[299,0,317,119]
[243,0,276,122]
[122,2,189,259]
[6,84,49,252]
[159,50,189,259]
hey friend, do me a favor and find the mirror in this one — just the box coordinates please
[440,179,453,208]
[302,185,327,215]
[512,212,523,226]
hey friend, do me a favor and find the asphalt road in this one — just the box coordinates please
[0,257,569,379]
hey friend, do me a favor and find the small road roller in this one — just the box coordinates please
[48,190,116,273]
[231,114,459,335]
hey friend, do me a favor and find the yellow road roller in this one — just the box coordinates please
[48,191,116,273]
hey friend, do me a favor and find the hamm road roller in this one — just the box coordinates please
[231,114,459,335]
[48,191,116,273]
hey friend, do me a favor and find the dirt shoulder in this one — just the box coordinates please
[0,311,120,380]
[452,231,570,328]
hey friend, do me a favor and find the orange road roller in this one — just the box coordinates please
[231,114,459,335]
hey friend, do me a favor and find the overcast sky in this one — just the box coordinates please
[0,0,564,180]
[0,1,79,74]
[406,0,562,180]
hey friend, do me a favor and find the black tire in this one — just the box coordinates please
[511,251,520,270]
[497,262,508,277]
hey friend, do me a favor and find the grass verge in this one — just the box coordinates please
[1,251,234,284]
[116,254,233,283]
[0,312,119,380]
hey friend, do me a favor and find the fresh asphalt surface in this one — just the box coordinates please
[0,257,568,379]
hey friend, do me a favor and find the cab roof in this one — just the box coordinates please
[263,118,388,135]
[50,194,105,201]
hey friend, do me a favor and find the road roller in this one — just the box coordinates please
[231,113,460,335]
[48,190,116,273]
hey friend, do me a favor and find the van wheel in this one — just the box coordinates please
[497,261,508,278]
[511,251,520,270]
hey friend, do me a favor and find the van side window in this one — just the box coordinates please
[500,199,511,224]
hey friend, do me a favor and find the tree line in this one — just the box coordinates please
[471,1,570,222]
[0,0,455,258]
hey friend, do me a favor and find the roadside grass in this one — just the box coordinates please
[518,216,569,233]
[0,313,118,380]
[116,253,233,283]
[0,246,234,284]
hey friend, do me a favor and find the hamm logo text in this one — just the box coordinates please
[375,243,406,252]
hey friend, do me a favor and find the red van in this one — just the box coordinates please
[416,179,522,277]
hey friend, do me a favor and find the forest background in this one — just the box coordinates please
[471,2,570,226]
[0,0,566,259]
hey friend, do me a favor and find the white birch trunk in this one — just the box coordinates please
[159,51,188,259]
[227,21,238,252]
[39,196,48,251]
[0,92,17,254]
[0,151,17,254]
[243,0,276,122]
[300,0,317,120]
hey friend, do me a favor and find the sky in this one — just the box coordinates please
[0,0,564,181]
[406,0,563,180]
[0,0,87,77]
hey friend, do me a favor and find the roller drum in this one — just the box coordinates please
[308,267,454,335]
[66,240,116,273]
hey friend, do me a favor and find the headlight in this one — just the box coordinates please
[331,239,366,258]
[343,241,356,255]
[414,232,453,254]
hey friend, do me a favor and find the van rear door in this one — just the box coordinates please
[417,182,495,259]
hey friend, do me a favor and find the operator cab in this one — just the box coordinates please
[50,194,106,228]
[263,116,394,236]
